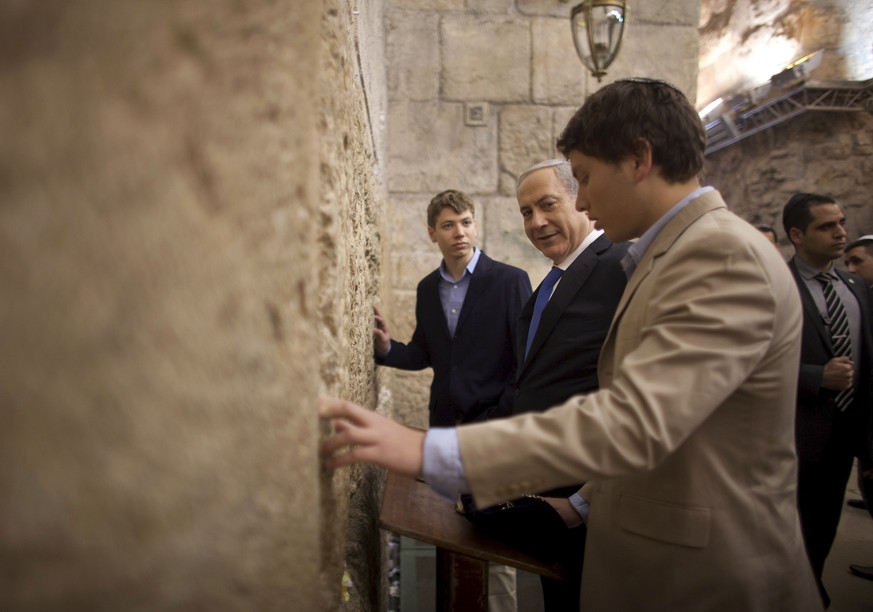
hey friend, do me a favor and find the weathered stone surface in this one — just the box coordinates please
[472,0,515,14]
[698,0,872,105]
[532,18,589,105]
[387,194,435,254]
[387,370,431,429]
[705,112,873,246]
[387,101,499,193]
[553,106,579,150]
[388,0,463,10]
[604,23,699,101]
[517,0,573,18]
[386,10,440,101]
[386,289,419,342]
[634,0,702,25]
[0,1,387,611]
[499,105,554,182]
[442,17,531,102]
[392,250,442,291]
[479,195,553,284]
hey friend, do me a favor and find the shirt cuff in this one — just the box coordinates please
[568,492,590,523]
[422,427,470,500]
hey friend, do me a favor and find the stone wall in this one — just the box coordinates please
[382,0,702,428]
[699,0,873,107]
[704,112,873,250]
[319,1,391,610]
[0,1,387,611]
[700,0,873,248]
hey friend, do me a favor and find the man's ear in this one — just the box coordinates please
[630,138,653,181]
[788,226,804,246]
[427,226,437,243]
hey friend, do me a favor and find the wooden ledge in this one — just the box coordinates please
[379,471,567,581]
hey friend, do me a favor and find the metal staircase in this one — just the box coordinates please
[703,77,873,156]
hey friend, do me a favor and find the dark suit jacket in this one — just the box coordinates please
[514,233,629,415]
[377,251,532,427]
[788,257,873,462]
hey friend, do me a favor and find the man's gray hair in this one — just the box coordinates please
[516,159,578,198]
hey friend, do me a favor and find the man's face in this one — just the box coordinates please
[790,203,847,268]
[567,149,640,243]
[517,167,591,265]
[428,207,477,263]
[845,244,873,286]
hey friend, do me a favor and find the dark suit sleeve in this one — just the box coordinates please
[486,268,532,420]
[375,282,432,371]
[797,363,825,402]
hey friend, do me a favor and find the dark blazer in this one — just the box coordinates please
[377,251,532,427]
[514,233,629,415]
[788,257,873,460]
[788,256,873,596]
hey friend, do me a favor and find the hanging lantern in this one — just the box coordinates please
[570,1,627,82]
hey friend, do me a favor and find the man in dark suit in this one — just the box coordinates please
[464,159,628,611]
[514,159,628,421]
[784,193,873,607]
[373,188,531,611]
[374,189,531,427]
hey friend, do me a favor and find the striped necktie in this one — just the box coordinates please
[816,272,854,411]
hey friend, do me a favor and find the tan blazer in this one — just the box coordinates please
[459,191,822,611]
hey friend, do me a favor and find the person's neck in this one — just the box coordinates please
[795,251,835,273]
[552,230,593,267]
[444,252,473,281]
[636,178,701,236]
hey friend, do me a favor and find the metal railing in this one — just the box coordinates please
[704,78,873,156]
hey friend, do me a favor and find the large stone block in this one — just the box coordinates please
[387,194,435,254]
[387,370,431,429]
[552,106,579,151]
[517,0,573,18]
[392,250,442,291]
[602,23,699,101]
[471,0,515,14]
[387,101,498,193]
[532,18,588,105]
[442,17,531,102]
[499,105,554,183]
[386,10,440,101]
[388,0,463,9]
[479,195,552,285]
[386,289,419,343]
[633,0,701,26]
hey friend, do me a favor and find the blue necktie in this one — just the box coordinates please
[524,266,563,361]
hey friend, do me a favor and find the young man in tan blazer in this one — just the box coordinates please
[320,79,822,611]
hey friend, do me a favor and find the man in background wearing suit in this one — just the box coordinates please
[784,194,873,606]
[321,79,822,611]
[845,235,873,288]
[373,188,531,611]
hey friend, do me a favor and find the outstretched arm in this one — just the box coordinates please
[319,397,426,477]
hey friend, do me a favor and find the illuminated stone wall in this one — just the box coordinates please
[698,0,873,106]
[700,0,873,247]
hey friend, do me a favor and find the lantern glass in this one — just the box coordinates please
[571,1,626,81]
